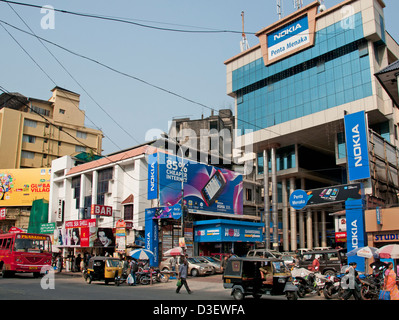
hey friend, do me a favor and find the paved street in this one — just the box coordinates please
[0,272,325,301]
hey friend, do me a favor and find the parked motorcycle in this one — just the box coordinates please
[291,267,321,298]
[138,268,169,285]
[323,274,345,299]
[360,262,387,300]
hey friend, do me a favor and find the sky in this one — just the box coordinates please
[1,0,399,155]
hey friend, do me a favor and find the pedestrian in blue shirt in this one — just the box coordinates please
[176,257,192,294]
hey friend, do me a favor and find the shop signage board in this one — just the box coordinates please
[39,222,56,234]
[91,204,113,217]
[193,219,263,243]
[344,111,371,181]
[289,189,308,210]
[267,15,310,61]
[0,208,5,220]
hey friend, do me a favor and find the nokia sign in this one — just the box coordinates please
[267,15,310,61]
[147,153,158,200]
[344,111,371,181]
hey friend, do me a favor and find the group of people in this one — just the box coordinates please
[53,252,91,273]
[310,255,399,300]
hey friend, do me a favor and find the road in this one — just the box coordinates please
[0,272,326,301]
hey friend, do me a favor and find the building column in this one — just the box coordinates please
[321,210,327,247]
[91,171,98,219]
[289,177,297,251]
[79,174,86,220]
[306,208,313,249]
[270,145,279,251]
[263,150,270,249]
[313,211,319,248]
[282,178,289,252]
[299,179,305,248]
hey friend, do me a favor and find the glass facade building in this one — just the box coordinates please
[225,0,399,253]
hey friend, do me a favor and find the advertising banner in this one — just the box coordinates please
[147,152,158,200]
[345,199,366,272]
[91,204,113,217]
[267,15,310,61]
[306,183,362,206]
[0,168,51,206]
[152,152,243,215]
[145,208,159,267]
[344,111,371,181]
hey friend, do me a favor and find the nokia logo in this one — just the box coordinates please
[351,220,358,249]
[351,124,362,167]
[274,23,302,41]
[150,162,156,191]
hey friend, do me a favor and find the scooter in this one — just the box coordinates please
[360,262,387,300]
[293,273,320,298]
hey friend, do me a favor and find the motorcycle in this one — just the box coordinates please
[293,274,320,298]
[323,273,345,299]
[138,268,169,285]
[360,262,387,300]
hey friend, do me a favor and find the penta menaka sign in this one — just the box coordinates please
[256,1,318,66]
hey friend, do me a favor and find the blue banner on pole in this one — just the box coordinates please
[345,199,366,272]
[344,111,371,181]
[145,208,159,267]
[147,153,158,200]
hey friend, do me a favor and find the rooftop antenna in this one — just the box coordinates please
[240,11,250,52]
[293,0,303,10]
[277,0,283,19]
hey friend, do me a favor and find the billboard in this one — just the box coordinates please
[0,168,50,206]
[148,152,243,215]
[344,111,371,181]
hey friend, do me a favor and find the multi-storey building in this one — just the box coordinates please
[0,86,103,169]
[224,0,399,252]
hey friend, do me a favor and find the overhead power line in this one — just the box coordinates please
[0,0,256,35]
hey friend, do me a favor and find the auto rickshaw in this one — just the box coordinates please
[223,257,298,300]
[83,256,123,285]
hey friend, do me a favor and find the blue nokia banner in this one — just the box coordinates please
[147,153,158,200]
[145,208,159,267]
[345,199,366,272]
[344,111,371,181]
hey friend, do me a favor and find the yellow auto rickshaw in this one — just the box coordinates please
[83,256,123,285]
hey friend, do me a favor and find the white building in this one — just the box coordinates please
[48,144,156,256]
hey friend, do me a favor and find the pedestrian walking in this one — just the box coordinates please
[176,258,192,294]
[56,255,63,273]
[341,262,362,300]
[129,258,138,286]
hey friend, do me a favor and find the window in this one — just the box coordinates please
[97,168,113,205]
[24,119,37,128]
[59,109,65,114]
[75,145,86,152]
[72,176,81,210]
[76,131,87,139]
[31,105,50,117]
[22,135,36,143]
[245,188,252,201]
[124,204,134,220]
[21,151,35,159]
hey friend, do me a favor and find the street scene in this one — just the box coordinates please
[2,0,399,310]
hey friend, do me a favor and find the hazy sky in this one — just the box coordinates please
[1,0,398,154]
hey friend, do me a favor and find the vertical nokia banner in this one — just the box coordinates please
[147,153,158,200]
[345,199,366,272]
[344,111,371,181]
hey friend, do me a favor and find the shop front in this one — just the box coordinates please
[193,219,264,257]
[365,207,399,269]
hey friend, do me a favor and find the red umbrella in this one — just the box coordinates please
[163,247,184,256]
